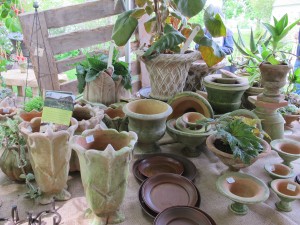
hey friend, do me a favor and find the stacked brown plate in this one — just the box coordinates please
[132,153,197,183]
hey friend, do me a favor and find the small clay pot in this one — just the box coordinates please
[103,106,128,131]
[264,163,294,186]
[0,107,17,120]
[283,114,300,128]
[19,110,42,122]
[270,139,300,168]
[271,179,300,212]
[181,112,205,130]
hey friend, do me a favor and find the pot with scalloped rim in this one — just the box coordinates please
[270,179,300,212]
[264,163,294,186]
[216,172,269,215]
[270,139,300,168]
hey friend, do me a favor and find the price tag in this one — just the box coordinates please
[269,165,275,172]
[2,108,9,113]
[34,47,44,57]
[86,135,94,144]
[27,126,32,132]
[287,183,296,192]
[226,177,235,184]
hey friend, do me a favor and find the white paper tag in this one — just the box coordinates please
[86,135,94,144]
[34,47,44,57]
[226,177,235,184]
[269,165,275,172]
[27,126,32,132]
[2,108,9,113]
[287,183,296,192]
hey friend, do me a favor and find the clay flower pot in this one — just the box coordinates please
[206,134,271,172]
[19,117,78,204]
[258,63,292,103]
[271,179,300,212]
[216,172,269,215]
[18,110,42,122]
[166,119,214,157]
[70,125,137,225]
[283,114,300,128]
[203,74,249,114]
[270,139,300,168]
[181,112,206,130]
[0,107,17,120]
[123,99,172,156]
[103,106,128,131]
[264,163,294,186]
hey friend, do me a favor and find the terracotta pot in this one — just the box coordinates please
[271,179,300,212]
[18,117,78,204]
[283,114,300,128]
[19,110,42,122]
[141,51,201,101]
[0,107,17,120]
[181,112,206,130]
[206,134,271,171]
[70,125,137,225]
[270,139,300,168]
[123,99,172,156]
[166,119,214,157]
[216,172,269,215]
[203,74,249,114]
[258,63,292,103]
[103,106,128,131]
[264,163,294,186]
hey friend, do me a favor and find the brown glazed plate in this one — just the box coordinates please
[132,153,197,183]
[154,206,212,225]
[141,173,198,213]
[138,179,201,218]
[138,156,184,178]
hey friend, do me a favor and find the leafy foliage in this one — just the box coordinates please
[24,97,44,112]
[75,49,132,94]
[278,104,300,116]
[0,0,22,32]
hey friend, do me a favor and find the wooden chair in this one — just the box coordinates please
[19,0,141,94]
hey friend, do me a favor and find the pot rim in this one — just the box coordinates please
[270,139,300,157]
[204,74,249,90]
[264,163,294,178]
[270,179,300,199]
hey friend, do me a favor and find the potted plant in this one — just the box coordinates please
[201,111,270,171]
[258,14,300,103]
[112,2,227,100]
[19,96,43,122]
[75,50,132,106]
[278,104,300,128]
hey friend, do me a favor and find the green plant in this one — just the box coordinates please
[75,49,132,94]
[286,68,300,94]
[261,14,300,65]
[198,115,264,164]
[0,118,40,199]
[24,96,44,112]
[278,104,300,116]
[112,1,227,66]
[0,0,23,32]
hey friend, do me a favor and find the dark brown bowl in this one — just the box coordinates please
[138,156,184,178]
[141,173,198,213]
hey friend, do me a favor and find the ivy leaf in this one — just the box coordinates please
[196,36,225,67]
[143,24,186,58]
[173,0,207,18]
[204,4,226,37]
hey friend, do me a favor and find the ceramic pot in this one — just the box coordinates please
[258,63,292,103]
[123,99,172,156]
[242,86,264,110]
[181,112,206,130]
[103,106,128,131]
[270,179,300,212]
[206,134,271,171]
[70,104,105,172]
[70,125,137,225]
[167,119,214,157]
[18,110,42,122]
[283,114,300,128]
[270,139,300,168]
[0,107,17,120]
[264,163,294,186]
[216,172,269,215]
[203,74,249,114]
[141,51,201,101]
[18,117,78,204]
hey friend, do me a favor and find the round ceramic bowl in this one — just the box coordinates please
[264,163,294,186]
[181,112,206,129]
[175,116,211,134]
[167,119,214,157]
[270,139,300,168]
[270,179,300,212]
[216,172,270,215]
[283,114,300,128]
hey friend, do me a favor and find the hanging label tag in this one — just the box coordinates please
[86,135,94,144]
[287,183,296,192]
[269,165,275,172]
[226,177,235,184]
[2,108,9,113]
[34,47,44,57]
[27,126,32,132]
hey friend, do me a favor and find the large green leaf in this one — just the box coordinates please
[275,14,288,35]
[204,5,226,37]
[85,69,100,83]
[249,29,256,53]
[1,9,9,18]
[143,24,186,58]
[196,36,225,67]
[87,57,107,71]
[112,10,138,46]
[75,64,87,93]
[144,17,157,33]
[173,0,206,17]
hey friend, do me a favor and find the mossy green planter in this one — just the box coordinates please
[203,74,249,114]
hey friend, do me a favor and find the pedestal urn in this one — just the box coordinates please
[19,117,78,204]
[71,125,137,225]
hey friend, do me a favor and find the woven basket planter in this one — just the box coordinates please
[142,51,201,101]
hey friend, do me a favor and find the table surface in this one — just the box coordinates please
[0,123,300,225]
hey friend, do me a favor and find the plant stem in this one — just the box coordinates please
[154,0,162,35]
